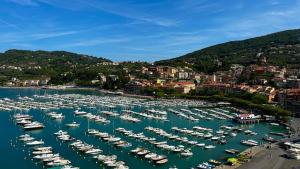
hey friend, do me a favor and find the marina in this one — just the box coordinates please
[0,88,288,169]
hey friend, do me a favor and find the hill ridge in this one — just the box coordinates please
[155,28,300,73]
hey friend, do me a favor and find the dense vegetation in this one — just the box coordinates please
[0,50,150,87]
[0,49,110,83]
[0,49,110,65]
[156,29,300,73]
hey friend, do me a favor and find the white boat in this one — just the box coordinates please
[65,122,80,127]
[54,130,68,135]
[33,153,59,159]
[230,132,237,137]
[180,149,193,157]
[120,114,141,123]
[244,130,252,134]
[33,146,52,151]
[145,153,157,159]
[46,159,71,167]
[52,113,65,119]
[74,110,87,116]
[85,148,102,155]
[32,149,52,155]
[23,122,44,130]
[155,158,168,164]
[211,136,220,141]
[26,140,44,146]
[61,165,80,169]
[16,119,32,125]
[196,143,205,147]
[241,139,259,146]
[204,145,216,149]
[19,136,35,141]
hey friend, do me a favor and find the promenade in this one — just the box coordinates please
[217,118,300,169]
[238,144,300,169]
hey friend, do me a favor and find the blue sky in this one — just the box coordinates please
[1,0,300,61]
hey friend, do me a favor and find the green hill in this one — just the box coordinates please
[0,49,110,67]
[0,49,111,84]
[155,29,300,73]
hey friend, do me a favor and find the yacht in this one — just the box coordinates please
[136,149,149,156]
[244,130,252,134]
[19,136,35,142]
[74,110,87,116]
[54,130,68,135]
[180,149,193,157]
[208,159,221,165]
[52,113,65,119]
[130,147,143,154]
[33,146,52,151]
[155,158,168,164]
[241,139,259,146]
[225,149,239,154]
[26,140,44,146]
[61,165,80,169]
[33,153,59,160]
[65,122,80,127]
[151,155,167,161]
[196,162,214,169]
[46,159,71,167]
[16,119,32,125]
[120,114,141,123]
[145,153,157,159]
[230,132,237,137]
[85,148,102,155]
[211,136,220,141]
[196,143,205,147]
[262,135,276,143]
[204,145,216,149]
[23,122,44,130]
[32,149,52,155]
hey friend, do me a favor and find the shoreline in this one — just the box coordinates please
[0,86,99,91]
[215,144,270,169]
[0,86,156,99]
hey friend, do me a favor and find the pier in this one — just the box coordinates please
[233,118,261,124]
[233,114,262,124]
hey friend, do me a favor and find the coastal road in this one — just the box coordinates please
[237,145,300,169]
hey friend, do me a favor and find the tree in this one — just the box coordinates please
[251,93,268,104]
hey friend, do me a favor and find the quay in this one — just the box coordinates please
[216,118,300,169]
[233,118,261,124]
[233,114,262,124]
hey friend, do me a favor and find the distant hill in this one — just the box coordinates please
[155,29,300,73]
[0,49,110,67]
[0,49,111,84]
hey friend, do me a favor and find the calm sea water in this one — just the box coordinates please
[0,88,287,169]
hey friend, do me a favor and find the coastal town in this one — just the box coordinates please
[1,49,299,169]
[3,54,299,117]
[1,1,300,169]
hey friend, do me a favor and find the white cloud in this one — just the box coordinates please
[30,31,79,40]
[0,18,20,29]
[10,0,178,27]
[64,37,131,47]
[5,0,38,6]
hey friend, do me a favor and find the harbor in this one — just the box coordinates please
[0,88,288,169]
